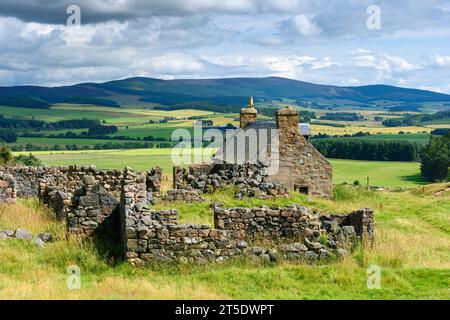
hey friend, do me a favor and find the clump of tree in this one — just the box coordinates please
[14,153,42,166]
[0,145,42,166]
[420,134,450,182]
[45,119,101,129]
[0,115,45,129]
[0,115,101,130]
[87,124,118,136]
[0,145,13,165]
[0,128,18,143]
[431,128,450,136]
[319,112,364,121]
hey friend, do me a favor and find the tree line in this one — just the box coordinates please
[0,116,101,130]
[9,141,175,152]
[0,129,18,143]
[383,110,450,127]
[311,138,422,161]
[319,112,364,122]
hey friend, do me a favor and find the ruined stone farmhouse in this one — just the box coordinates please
[213,97,333,199]
[0,166,373,265]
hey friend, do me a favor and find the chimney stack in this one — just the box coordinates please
[276,106,299,133]
[240,96,257,128]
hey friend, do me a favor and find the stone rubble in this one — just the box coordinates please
[173,162,288,199]
[0,229,53,247]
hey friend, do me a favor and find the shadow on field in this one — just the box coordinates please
[399,173,428,185]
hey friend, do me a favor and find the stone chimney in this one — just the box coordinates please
[240,96,257,128]
[276,106,299,134]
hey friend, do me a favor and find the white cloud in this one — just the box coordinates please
[0,1,450,93]
[432,54,450,67]
[280,15,321,37]
[353,53,416,72]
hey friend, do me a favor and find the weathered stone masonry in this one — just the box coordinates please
[122,168,374,265]
[1,165,374,265]
[0,165,162,242]
[0,172,15,203]
[173,162,288,199]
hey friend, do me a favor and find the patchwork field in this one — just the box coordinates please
[309,124,430,136]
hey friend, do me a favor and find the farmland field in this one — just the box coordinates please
[15,149,427,188]
[355,133,431,144]
[311,133,431,145]
[0,104,215,124]
[309,123,430,136]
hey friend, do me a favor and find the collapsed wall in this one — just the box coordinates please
[123,168,374,265]
[0,165,162,220]
[173,162,288,199]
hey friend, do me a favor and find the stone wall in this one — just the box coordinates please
[215,205,375,250]
[147,166,162,197]
[0,172,15,203]
[173,162,288,199]
[323,208,375,243]
[0,165,162,219]
[67,181,120,237]
[122,168,374,265]
[123,168,249,265]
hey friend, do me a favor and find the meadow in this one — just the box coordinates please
[0,183,448,299]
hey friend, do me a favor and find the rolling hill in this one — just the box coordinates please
[1,77,450,111]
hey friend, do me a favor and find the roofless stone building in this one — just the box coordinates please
[214,97,333,199]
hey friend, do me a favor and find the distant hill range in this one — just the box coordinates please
[1,76,450,112]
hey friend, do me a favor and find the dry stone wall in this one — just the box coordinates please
[67,182,120,237]
[173,162,288,199]
[0,172,15,203]
[122,168,374,265]
[215,205,374,256]
[0,165,161,218]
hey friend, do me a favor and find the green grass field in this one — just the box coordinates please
[13,137,141,147]
[15,149,427,188]
[357,133,431,144]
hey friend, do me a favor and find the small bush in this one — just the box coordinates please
[14,153,43,166]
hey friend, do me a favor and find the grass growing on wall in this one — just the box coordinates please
[0,184,449,299]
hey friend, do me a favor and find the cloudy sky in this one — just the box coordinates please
[1,0,450,92]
